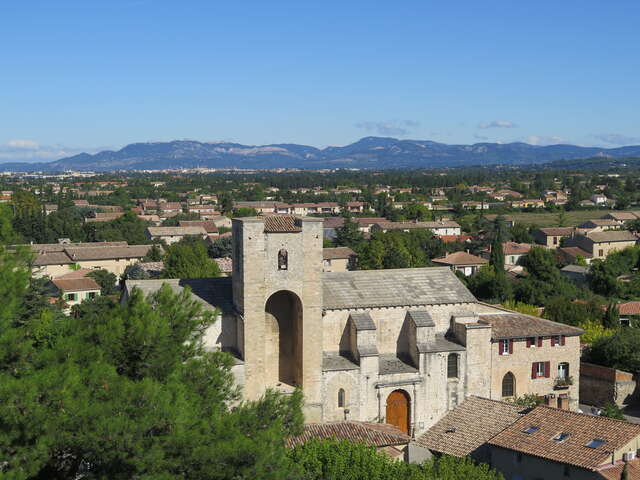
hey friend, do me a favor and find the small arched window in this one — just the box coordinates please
[338,388,345,408]
[447,353,459,379]
[502,372,515,398]
[278,249,288,270]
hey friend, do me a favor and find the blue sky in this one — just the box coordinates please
[1,0,639,162]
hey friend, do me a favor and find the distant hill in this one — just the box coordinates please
[4,137,640,172]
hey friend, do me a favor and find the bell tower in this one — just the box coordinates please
[231,216,324,421]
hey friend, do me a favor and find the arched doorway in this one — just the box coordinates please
[265,290,303,387]
[502,372,515,398]
[386,390,411,435]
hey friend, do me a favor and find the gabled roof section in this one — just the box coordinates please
[407,310,435,327]
[488,405,640,471]
[349,312,376,331]
[287,421,410,449]
[478,312,584,340]
[124,277,233,313]
[432,251,488,266]
[587,230,637,243]
[416,396,527,456]
[263,215,302,233]
[322,267,477,310]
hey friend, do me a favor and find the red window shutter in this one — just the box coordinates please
[499,340,504,355]
[509,339,514,354]
[526,337,532,348]
[531,363,537,379]
[560,335,566,346]
[537,337,543,347]
[545,361,551,378]
[551,336,556,347]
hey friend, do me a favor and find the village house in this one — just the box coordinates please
[146,225,208,245]
[482,242,532,267]
[28,241,152,278]
[322,247,357,272]
[432,251,488,276]
[590,193,610,206]
[572,230,637,260]
[533,227,574,248]
[123,215,582,438]
[602,212,640,223]
[51,277,101,312]
[577,219,623,233]
[510,199,545,209]
[371,220,461,236]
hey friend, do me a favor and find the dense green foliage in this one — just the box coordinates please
[289,439,504,480]
[585,329,640,373]
[0,249,304,478]
[162,237,221,278]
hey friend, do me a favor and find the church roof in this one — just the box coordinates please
[322,267,476,310]
[124,277,234,313]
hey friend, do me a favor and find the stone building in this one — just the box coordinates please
[123,216,582,437]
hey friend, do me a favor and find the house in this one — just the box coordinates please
[490,190,523,201]
[590,194,610,205]
[432,251,489,276]
[510,199,545,209]
[44,204,58,215]
[578,219,623,233]
[158,202,183,215]
[28,241,153,278]
[484,215,515,228]
[414,396,527,464]
[52,277,101,312]
[533,227,574,248]
[322,247,357,272]
[372,220,461,236]
[602,212,640,223]
[179,220,219,234]
[558,246,593,265]
[146,226,208,245]
[560,265,589,285]
[213,257,233,276]
[482,242,532,267]
[616,301,640,327]
[487,405,640,480]
[234,201,292,215]
[122,215,583,438]
[573,230,637,260]
[85,212,124,223]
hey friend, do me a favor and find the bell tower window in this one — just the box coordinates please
[278,249,288,270]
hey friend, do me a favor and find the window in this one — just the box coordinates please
[598,249,604,257]
[523,425,539,434]
[65,293,76,301]
[499,339,512,355]
[502,372,515,398]
[553,432,570,442]
[337,388,345,408]
[585,439,605,449]
[278,249,288,270]
[447,354,459,379]
[558,362,569,380]
[88,292,97,299]
[532,361,549,379]
[526,337,536,348]
[553,236,558,245]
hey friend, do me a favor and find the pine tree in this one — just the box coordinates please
[603,302,620,329]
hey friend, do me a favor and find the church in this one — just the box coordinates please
[125,215,583,437]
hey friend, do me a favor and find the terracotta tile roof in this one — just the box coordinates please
[438,234,473,243]
[213,257,232,273]
[146,226,207,236]
[323,247,356,260]
[263,215,302,233]
[432,251,488,266]
[580,219,621,227]
[538,227,574,236]
[33,251,74,266]
[416,396,527,456]
[597,458,640,479]
[286,421,410,449]
[179,220,219,234]
[64,245,152,261]
[57,268,94,279]
[53,277,101,292]
[559,246,593,259]
[617,301,640,316]
[323,217,345,229]
[488,406,640,470]
[478,312,584,340]
[587,230,637,243]
[502,242,532,255]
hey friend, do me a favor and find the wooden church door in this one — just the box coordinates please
[386,390,410,435]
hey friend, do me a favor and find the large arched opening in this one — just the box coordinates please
[502,372,516,399]
[386,389,411,435]
[265,290,303,387]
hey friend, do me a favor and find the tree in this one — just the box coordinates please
[233,207,258,217]
[123,263,151,280]
[208,235,233,258]
[162,237,221,278]
[603,302,620,329]
[288,439,504,480]
[466,266,512,303]
[0,274,304,478]
[334,217,363,249]
[585,329,640,373]
[622,461,629,480]
[510,393,545,408]
[143,243,164,261]
[87,269,119,296]
[600,403,625,421]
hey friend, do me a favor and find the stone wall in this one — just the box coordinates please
[580,362,638,407]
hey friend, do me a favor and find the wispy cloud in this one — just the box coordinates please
[0,139,105,163]
[478,120,517,129]
[355,120,420,136]
[523,135,566,146]
[590,133,640,146]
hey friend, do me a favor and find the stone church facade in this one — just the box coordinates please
[125,215,583,437]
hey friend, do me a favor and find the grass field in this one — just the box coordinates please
[507,209,633,227]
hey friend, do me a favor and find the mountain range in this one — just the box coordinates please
[3,137,640,172]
